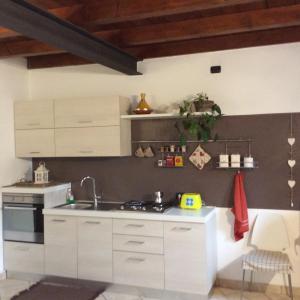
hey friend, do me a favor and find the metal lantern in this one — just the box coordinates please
[34,162,49,184]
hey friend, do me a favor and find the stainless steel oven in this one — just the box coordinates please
[2,193,44,244]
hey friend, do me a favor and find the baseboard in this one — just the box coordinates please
[216,277,300,296]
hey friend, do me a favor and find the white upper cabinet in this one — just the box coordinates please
[54,97,129,128]
[55,126,130,157]
[14,97,132,157]
[14,100,54,129]
[15,129,55,157]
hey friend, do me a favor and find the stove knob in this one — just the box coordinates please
[142,206,146,211]
[120,205,125,210]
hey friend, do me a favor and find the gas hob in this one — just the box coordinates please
[119,200,172,213]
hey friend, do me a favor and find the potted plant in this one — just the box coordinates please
[176,93,222,143]
[192,92,215,112]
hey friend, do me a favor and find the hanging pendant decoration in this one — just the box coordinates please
[288,114,296,208]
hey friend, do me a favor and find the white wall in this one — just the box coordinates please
[0,58,32,272]
[29,42,300,115]
[28,42,300,288]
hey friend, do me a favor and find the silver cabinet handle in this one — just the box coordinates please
[15,246,30,252]
[84,221,101,225]
[126,257,145,263]
[4,206,37,211]
[79,150,93,154]
[27,123,40,126]
[171,227,192,232]
[126,224,144,228]
[51,219,66,223]
[78,120,92,124]
[29,151,41,154]
[126,240,145,245]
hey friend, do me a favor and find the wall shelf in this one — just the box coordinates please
[121,112,206,120]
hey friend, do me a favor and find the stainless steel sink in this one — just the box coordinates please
[57,202,120,211]
[59,203,93,210]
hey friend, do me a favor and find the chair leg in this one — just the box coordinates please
[288,273,293,300]
[240,269,246,300]
[249,271,254,291]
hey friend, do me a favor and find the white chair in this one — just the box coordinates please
[241,213,293,299]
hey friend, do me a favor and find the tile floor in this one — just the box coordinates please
[0,279,299,300]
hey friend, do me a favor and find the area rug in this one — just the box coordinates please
[11,277,106,300]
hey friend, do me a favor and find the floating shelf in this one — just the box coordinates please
[216,167,258,170]
[121,112,206,120]
[216,162,258,170]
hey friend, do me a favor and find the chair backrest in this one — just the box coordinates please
[250,212,290,251]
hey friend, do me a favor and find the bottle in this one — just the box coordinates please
[66,188,75,204]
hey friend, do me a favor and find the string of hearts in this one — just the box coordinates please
[288,114,296,208]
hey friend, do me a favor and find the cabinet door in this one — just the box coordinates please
[15,129,55,157]
[113,219,163,237]
[164,222,207,294]
[113,234,163,254]
[113,251,164,289]
[55,127,121,157]
[44,216,77,278]
[54,97,124,128]
[4,242,44,274]
[78,217,112,282]
[15,100,54,129]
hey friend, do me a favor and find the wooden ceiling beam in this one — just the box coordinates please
[27,0,81,9]
[0,3,84,39]
[27,25,300,69]
[117,4,300,46]
[0,1,139,75]
[3,3,300,58]
[84,0,267,29]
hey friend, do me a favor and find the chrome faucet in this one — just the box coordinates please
[80,176,101,208]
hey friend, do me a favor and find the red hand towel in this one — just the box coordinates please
[232,172,249,241]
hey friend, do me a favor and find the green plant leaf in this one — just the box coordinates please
[212,104,222,115]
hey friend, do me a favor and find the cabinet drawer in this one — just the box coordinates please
[15,100,54,129]
[55,98,122,128]
[15,129,55,157]
[113,219,163,237]
[45,215,77,246]
[164,222,206,294]
[113,251,164,289]
[113,234,163,254]
[55,127,121,157]
[45,245,77,278]
[4,242,44,274]
[78,217,112,282]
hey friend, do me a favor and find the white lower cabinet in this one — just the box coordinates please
[78,217,112,282]
[44,215,77,278]
[42,213,216,295]
[113,251,164,289]
[164,218,216,294]
[4,242,44,274]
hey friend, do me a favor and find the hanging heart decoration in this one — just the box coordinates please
[288,137,296,146]
[288,160,296,168]
[288,180,296,189]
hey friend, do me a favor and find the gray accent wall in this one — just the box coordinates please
[33,113,300,211]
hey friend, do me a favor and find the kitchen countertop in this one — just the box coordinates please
[43,206,216,223]
[1,183,71,194]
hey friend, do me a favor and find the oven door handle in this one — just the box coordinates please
[3,206,37,211]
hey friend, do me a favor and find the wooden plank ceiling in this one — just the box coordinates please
[1,0,300,69]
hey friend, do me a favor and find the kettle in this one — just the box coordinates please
[154,191,164,204]
[180,193,202,210]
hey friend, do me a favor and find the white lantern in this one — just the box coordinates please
[34,162,49,184]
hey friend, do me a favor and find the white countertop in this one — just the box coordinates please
[1,183,71,194]
[43,206,216,223]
